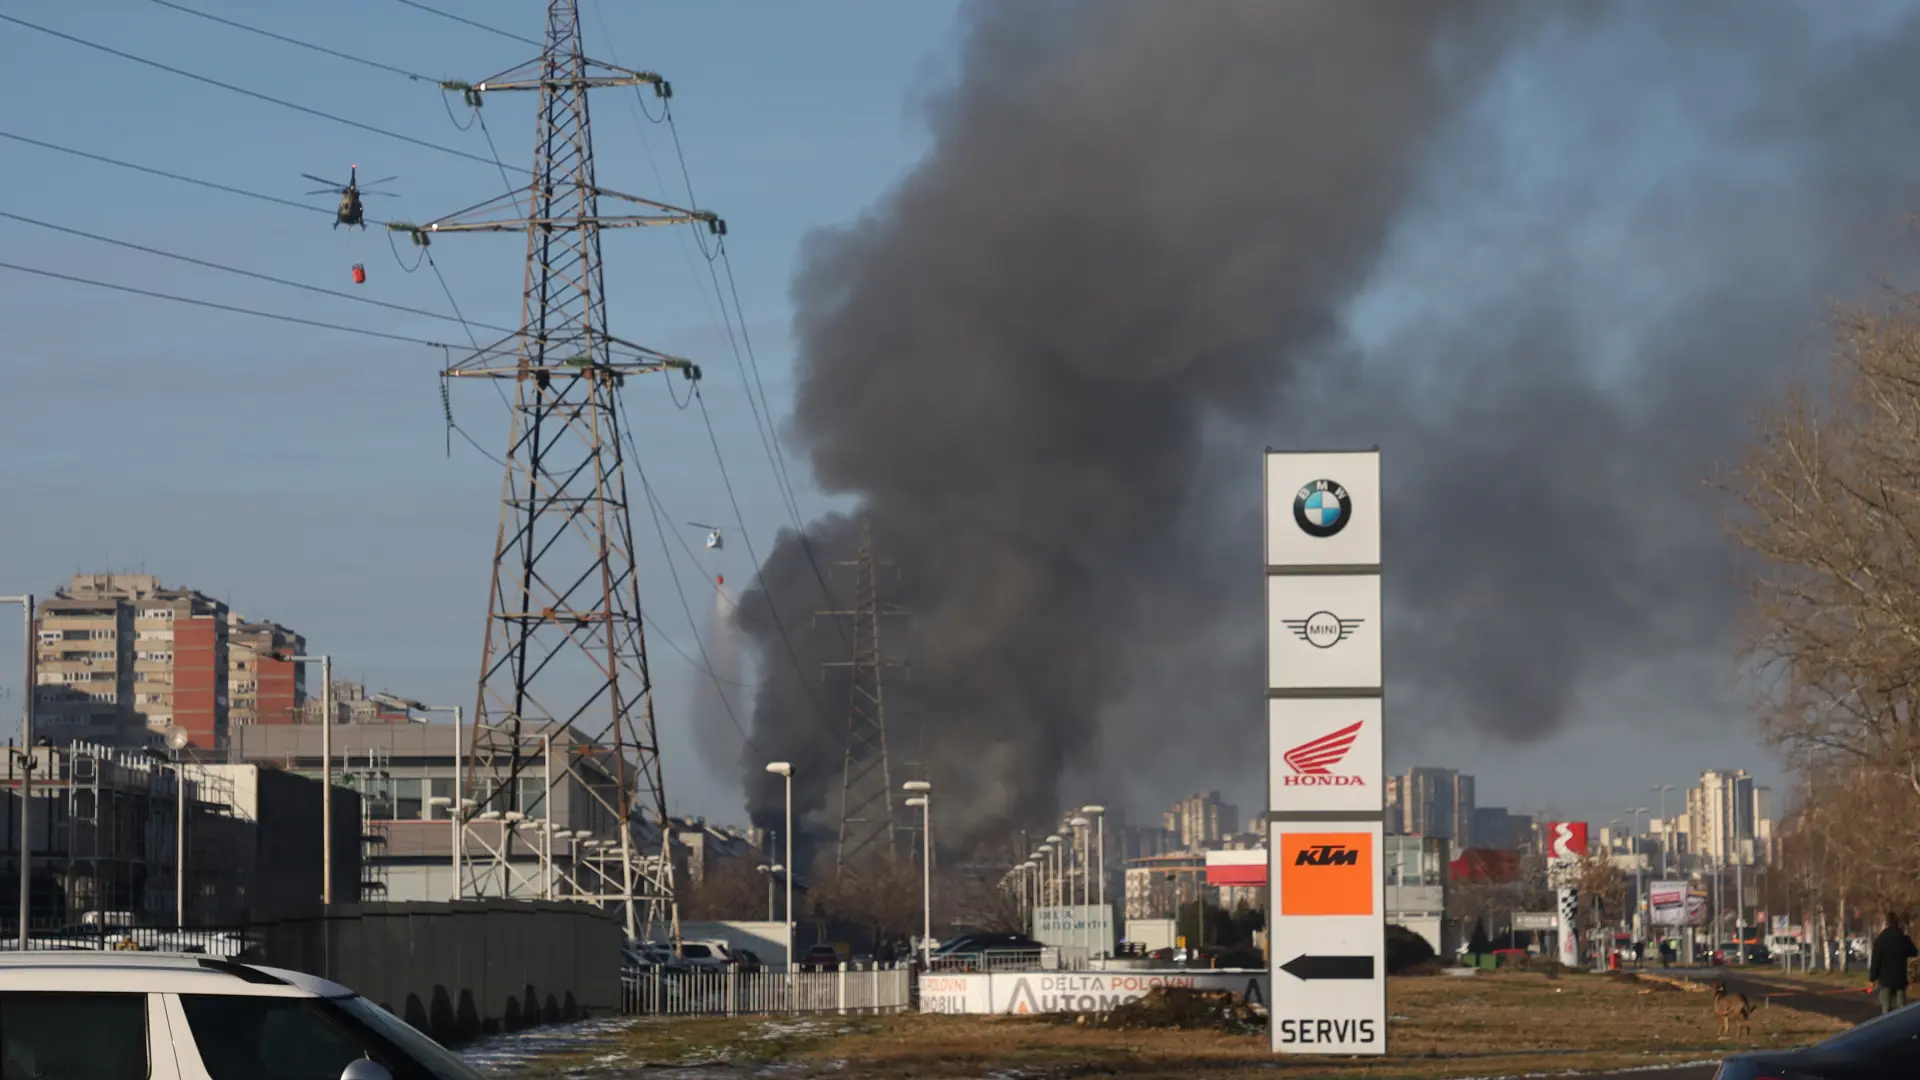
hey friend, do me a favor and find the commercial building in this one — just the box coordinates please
[0,741,360,926]
[228,721,632,903]
[1400,767,1477,848]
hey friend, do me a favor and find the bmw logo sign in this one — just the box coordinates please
[1294,479,1351,538]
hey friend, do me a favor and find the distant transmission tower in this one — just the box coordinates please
[398,0,723,939]
[816,518,911,877]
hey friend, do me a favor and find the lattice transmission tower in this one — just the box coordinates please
[815,518,911,877]
[396,0,722,939]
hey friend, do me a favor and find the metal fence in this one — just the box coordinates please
[621,965,911,1016]
[0,924,251,956]
[925,948,1063,973]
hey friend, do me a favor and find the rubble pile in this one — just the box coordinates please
[1065,987,1266,1034]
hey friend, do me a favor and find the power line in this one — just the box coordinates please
[0,13,527,174]
[0,129,346,221]
[0,210,517,335]
[0,260,451,348]
[390,0,545,48]
[144,0,437,83]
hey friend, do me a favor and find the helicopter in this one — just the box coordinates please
[688,522,724,551]
[302,164,398,230]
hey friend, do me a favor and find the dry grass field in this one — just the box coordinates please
[491,970,1850,1079]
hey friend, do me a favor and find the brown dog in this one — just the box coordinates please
[1713,980,1753,1038]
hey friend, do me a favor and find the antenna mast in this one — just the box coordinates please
[402,0,721,940]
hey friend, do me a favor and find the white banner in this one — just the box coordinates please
[917,970,1269,1015]
[1032,905,1115,956]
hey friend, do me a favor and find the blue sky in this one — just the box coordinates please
[0,0,959,821]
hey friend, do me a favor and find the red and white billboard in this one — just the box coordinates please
[1546,821,1589,861]
[1205,848,1267,887]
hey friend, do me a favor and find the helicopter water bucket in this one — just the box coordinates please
[351,263,366,285]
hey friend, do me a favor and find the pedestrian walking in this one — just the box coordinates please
[1868,912,1917,1014]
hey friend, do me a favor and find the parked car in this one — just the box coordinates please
[799,944,843,972]
[929,932,1044,971]
[1718,1001,1920,1078]
[0,950,485,1080]
[677,940,736,971]
[730,948,764,973]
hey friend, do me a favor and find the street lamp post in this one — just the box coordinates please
[1082,806,1106,957]
[766,762,794,968]
[1627,806,1650,949]
[1651,785,1676,878]
[1068,816,1090,960]
[905,781,932,965]
[1045,835,1063,909]
[282,654,334,905]
[375,694,465,900]
[758,863,783,921]
[2,593,33,949]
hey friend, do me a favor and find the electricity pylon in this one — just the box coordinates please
[396,0,723,940]
[815,518,910,877]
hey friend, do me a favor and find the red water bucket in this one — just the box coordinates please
[351,263,366,284]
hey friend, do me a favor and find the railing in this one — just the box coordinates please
[0,925,253,956]
[621,965,912,1016]
[925,947,1060,973]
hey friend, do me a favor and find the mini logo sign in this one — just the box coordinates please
[1279,831,1373,916]
[1293,479,1351,539]
[1280,721,1365,787]
[1281,611,1363,648]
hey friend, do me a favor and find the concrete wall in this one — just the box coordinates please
[249,900,621,1044]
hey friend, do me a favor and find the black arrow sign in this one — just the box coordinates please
[1280,954,1374,981]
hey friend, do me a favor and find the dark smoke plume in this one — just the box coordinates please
[737,0,1920,854]
[733,0,1514,856]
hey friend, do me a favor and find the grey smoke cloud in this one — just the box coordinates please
[732,0,1515,857]
[734,0,1920,857]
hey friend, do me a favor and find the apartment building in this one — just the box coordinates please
[34,574,232,749]
[1162,792,1239,851]
[1687,769,1773,868]
[227,617,305,726]
[1401,767,1477,845]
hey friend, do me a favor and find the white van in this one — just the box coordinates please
[0,951,484,1080]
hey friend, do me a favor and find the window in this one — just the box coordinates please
[179,994,480,1080]
[0,990,148,1080]
[427,778,453,820]
[516,774,547,820]
[393,778,423,821]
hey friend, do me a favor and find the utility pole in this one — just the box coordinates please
[814,518,910,878]
[400,0,722,940]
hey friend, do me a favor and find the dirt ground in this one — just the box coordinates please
[496,970,1850,1079]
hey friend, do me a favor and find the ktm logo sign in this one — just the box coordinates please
[1293,844,1360,867]
[1281,721,1366,787]
[1279,831,1373,917]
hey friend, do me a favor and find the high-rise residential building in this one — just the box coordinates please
[34,574,231,749]
[1449,773,1477,846]
[1384,776,1405,833]
[1164,792,1238,851]
[228,616,306,727]
[1686,769,1772,867]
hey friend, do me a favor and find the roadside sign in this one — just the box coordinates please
[1265,449,1384,1058]
[1512,912,1558,932]
[1268,821,1385,1053]
[1269,698,1381,814]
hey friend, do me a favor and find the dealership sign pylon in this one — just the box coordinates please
[1265,449,1385,1056]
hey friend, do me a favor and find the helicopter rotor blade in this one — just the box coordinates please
[304,188,339,196]
[360,175,399,188]
[361,192,401,198]
[300,173,343,188]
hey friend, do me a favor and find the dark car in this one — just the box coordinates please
[930,932,1044,971]
[1718,1002,1920,1078]
[800,944,843,972]
[732,948,764,973]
